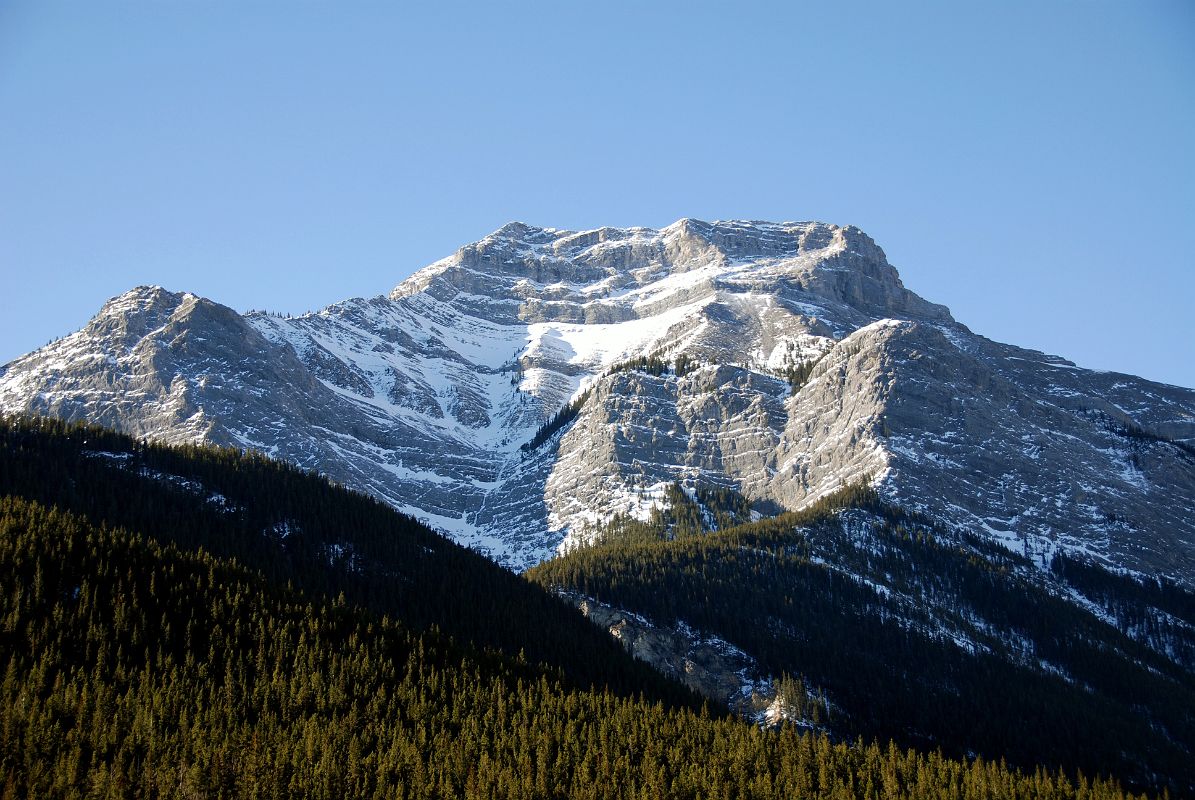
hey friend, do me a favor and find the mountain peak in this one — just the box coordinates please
[445,218,899,277]
[391,218,950,326]
[488,221,560,244]
[99,284,182,310]
[87,285,197,335]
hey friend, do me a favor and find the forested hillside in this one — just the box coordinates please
[0,494,1148,799]
[0,415,689,704]
[529,488,1195,794]
[0,416,1165,798]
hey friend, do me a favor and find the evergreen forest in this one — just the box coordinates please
[529,484,1195,794]
[0,415,1176,798]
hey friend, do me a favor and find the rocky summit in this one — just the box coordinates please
[2,219,1194,580]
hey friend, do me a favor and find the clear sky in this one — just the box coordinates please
[2,1,1193,387]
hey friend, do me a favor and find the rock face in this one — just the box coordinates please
[3,219,1194,581]
[568,593,763,713]
[564,592,804,726]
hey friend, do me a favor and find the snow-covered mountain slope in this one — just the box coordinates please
[3,219,1194,579]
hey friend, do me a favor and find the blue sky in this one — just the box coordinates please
[2,1,1192,387]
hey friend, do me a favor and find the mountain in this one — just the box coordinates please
[0,418,1148,798]
[3,219,1193,581]
[4,219,1195,791]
